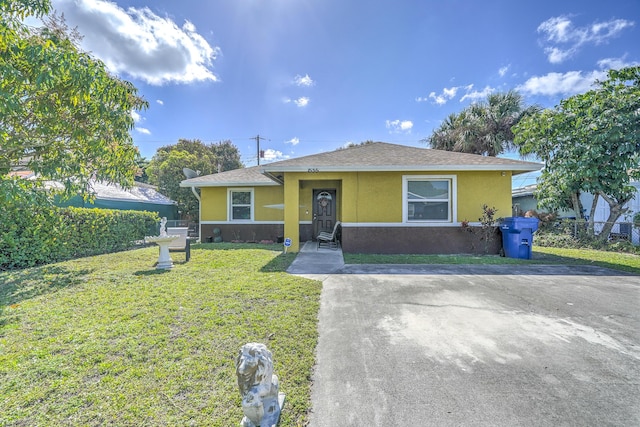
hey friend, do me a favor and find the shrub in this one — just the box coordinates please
[0,182,158,270]
[534,232,580,248]
[535,219,639,255]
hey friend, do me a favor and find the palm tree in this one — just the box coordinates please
[424,90,539,156]
[428,112,462,152]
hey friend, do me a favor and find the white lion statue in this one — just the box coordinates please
[236,343,280,427]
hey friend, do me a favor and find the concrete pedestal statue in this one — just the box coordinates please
[236,343,285,427]
[145,217,179,270]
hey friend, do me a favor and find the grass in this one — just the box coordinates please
[0,243,321,427]
[533,246,640,274]
[344,246,640,274]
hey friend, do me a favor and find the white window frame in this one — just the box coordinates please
[402,175,457,223]
[228,188,254,222]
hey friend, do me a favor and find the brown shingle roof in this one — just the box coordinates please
[181,142,542,187]
[180,165,276,187]
[262,142,541,172]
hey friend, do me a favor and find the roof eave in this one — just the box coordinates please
[95,196,177,205]
[261,164,543,173]
[261,171,284,185]
[179,181,279,188]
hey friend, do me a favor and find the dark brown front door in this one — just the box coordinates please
[313,189,337,238]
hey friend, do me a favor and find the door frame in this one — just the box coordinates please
[312,188,337,238]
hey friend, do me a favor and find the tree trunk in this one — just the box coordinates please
[596,192,631,242]
[588,193,599,236]
[570,192,585,219]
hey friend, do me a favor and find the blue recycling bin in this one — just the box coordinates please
[500,217,539,259]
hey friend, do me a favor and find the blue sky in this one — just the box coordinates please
[48,0,639,187]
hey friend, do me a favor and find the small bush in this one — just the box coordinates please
[607,240,640,254]
[534,232,580,248]
[535,225,639,255]
[1,185,158,270]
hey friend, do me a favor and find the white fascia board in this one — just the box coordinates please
[96,196,176,205]
[261,164,542,173]
[341,222,476,227]
[179,181,279,188]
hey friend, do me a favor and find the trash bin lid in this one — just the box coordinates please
[501,216,539,232]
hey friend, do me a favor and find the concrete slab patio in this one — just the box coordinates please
[286,241,345,279]
[297,262,640,426]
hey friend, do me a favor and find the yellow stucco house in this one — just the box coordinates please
[180,142,541,254]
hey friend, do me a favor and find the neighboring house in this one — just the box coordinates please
[511,185,576,218]
[581,181,640,223]
[181,142,541,254]
[511,185,539,217]
[512,183,640,244]
[55,181,179,220]
[7,169,179,219]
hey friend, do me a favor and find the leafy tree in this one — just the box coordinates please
[147,139,242,217]
[338,140,376,150]
[1,1,148,197]
[513,66,640,241]
[134,154,150,183]
[147,150,207,218]
[425,91,539,156]
[212,140,243,172]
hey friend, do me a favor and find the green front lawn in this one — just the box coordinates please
[344,246,640,274]
[0,244,321,426]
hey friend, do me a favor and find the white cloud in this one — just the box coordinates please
[261,149,289,162]
[293,74,314,87]
[131,110,142,122]
[294,97,310,107]
[286,137,300,146]
[136,127,151,135]
[517,57,639,97]
[516,70,604,96]
[52,0,220,85]
[386,119,413,134]
[597,56,639,71]
[537,16,634,63]
[419,84,483,105]
[156,99,164,105]
[459,85,495,102]
[498,64,511,77]
[428,92,447,105]
[538,16,574,44]
[442,87,459,98]
[418,85,465,105]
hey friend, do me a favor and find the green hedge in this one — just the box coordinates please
[1,204,158,270]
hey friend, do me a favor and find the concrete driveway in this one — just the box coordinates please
[307,264,640,427]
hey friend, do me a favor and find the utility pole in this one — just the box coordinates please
[252,134,268,165]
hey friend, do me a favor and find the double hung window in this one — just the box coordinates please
[229,189,253,221]
[404,177,454,222]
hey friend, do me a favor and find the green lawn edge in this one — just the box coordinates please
[344,246,640,274]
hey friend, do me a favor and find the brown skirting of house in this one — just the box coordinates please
[201,223,316,243]
[201,223,284,243]
[201,223,502,255]
[341,226,503,255]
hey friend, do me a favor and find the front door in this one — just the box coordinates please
[313,189,337,238]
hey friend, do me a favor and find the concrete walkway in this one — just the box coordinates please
[287,250,640,426]
[285,241,345,279]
